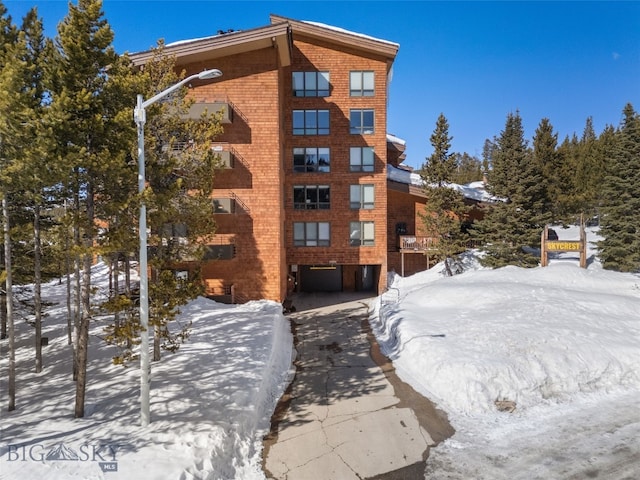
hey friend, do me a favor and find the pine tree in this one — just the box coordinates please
[450,152,483,185]
[48,0,120,418]
[420,114,468,276]
[0,3,23,412]
[143,45,222,361]
[532,118,559,222]
[103,44,223,365]
[474,111,550,267]
[598,104,640,272]
[556,134,581,218]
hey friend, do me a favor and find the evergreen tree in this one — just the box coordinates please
[103,44,223,365]
[532,118,559,221]
[598,104,640,272]
[48,0,120,418]
[420,113,468,276]
[0,2,24,412]
[555,133,581,219]
[474,111,550,267]
[574,117,602,217]
[450,152,483,185]
[481,137,495,175]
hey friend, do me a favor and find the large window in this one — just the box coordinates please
[293,71,330,97]
[294,185,330,210]
[293,110,330,135]
[350,146,375,172]
[293,147,330,172]
[350,71,374,96]
[294,222,331,246]
[350,109,374,134]
[350,184,375,209]
[350,221,375,246]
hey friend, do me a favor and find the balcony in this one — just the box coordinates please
[215,150,233,168]
[399,235,438,253]
[184,101,232,123]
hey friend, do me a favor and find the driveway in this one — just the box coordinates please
[262,292,454,479]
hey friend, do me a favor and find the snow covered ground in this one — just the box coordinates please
[0,267,294,480]
[1,224,639,479]
[371,225,640,478]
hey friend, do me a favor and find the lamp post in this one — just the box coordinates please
[133,68,222,426]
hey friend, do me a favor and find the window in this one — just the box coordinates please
[293,71,330,97]
[161,223,187,238]
[293,110,330,135]
[294,185,330,210]
[175,270,189,280]
[294,222,330,246]
[293,147,330,172]
[350,221,375,246]
[213,198,235,214]
[350,146,375,172]
[350,184,375,209]
[350,109,374,134]
[204,244,235,260]
[350,71,374,96]
[160,223,188,247]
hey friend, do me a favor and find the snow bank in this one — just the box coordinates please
[373,263,640,416]
[0,265,294,480]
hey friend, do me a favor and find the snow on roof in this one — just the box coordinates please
[387,164,496,203]
[302,20,400,47]
[386,133,406,146]
[165,33,224,48]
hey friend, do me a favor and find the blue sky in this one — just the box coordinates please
[5,0,640,168]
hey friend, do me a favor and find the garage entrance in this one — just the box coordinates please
[297,265,379,294]
[300,265,342,293]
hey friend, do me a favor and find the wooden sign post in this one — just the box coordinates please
[540,221,587,268]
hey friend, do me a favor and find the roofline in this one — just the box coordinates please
[128,22,292,67]
[270,14,399,62]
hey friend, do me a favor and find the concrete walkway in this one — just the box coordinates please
[262,293,453,480]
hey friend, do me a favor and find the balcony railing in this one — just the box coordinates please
[399,235,438,252]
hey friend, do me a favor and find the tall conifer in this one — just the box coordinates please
[598,104,640,272]
[420,114,468,276]
[474,111,549,267]
[49,0,119,417]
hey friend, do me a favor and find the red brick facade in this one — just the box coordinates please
[131,16,400,303]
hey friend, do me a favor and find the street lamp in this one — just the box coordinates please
[133,68,222,427]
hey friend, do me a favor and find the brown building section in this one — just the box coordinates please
[132,15,474,303]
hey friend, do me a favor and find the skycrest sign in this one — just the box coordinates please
[540,222,587,268]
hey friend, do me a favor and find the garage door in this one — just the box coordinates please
[300,265,342,292]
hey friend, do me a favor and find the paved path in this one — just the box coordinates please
[262,293,454,480]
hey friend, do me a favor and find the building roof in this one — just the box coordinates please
[129,15,399,70]
[271,14,398,70]
[128,22,292,67]
[387,165,495,203]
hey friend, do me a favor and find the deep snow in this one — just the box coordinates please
[1,224,639,479]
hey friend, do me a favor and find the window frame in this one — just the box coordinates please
[293,222,331,247]
[349,184,375,209]
[293,109,330,135]
[350,221,375,246]
[212,198,235,214]
[349,146,375,172]
[350,109,375,135]
[350,71,375,97]
[293,147,330,173]
[293,185,331,210]
[293,71,330,97]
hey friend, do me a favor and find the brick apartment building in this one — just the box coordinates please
[131,14,436,303]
